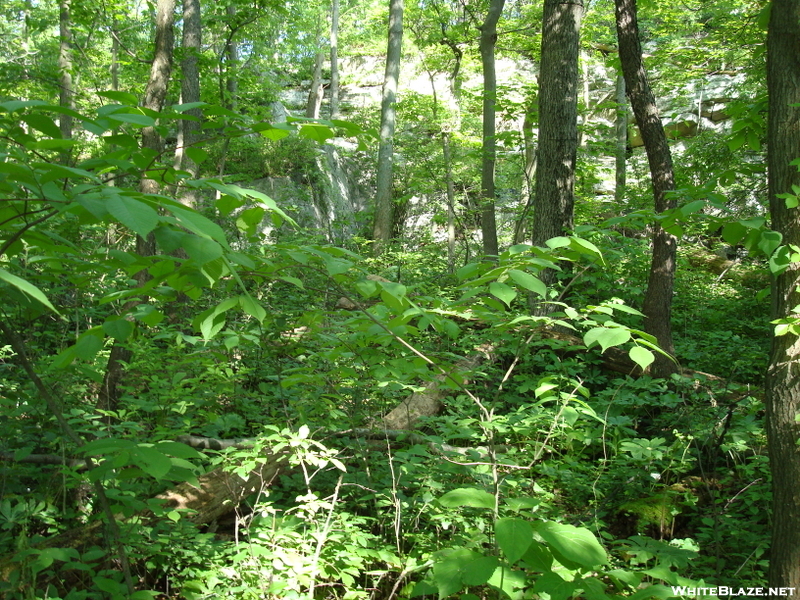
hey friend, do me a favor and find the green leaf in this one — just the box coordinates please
[133,445,172,480]
[438,488,495,509]
[495,518,533,564]
[102,318,134,342]
[520,540,553,571]
[545,236,571,249]
[759,230,783,256]
[298,122,335,143]
[167,204,228,244]
[107,112,156,127]
[432,549,498,599]
[73,332,104,361]
[97,91,139,104]
[583,327,631,353]
[489,281,517,307]
[721,221,747,246]
[106,195,159,238]
[21,113,62,138]
[532,573,575,600]
[507,269,546,297]
[185,147,208,165]
[239,295,267,322]
[0,268,60,314]
[181,234,223,265]
[487,566,526,599]
[629,346,655,370]
[535,522,607,568]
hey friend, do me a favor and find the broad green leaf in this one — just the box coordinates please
[759,230,783,256]
[679,199,705,217]
[298,122,335,143]
[167,204,228,244]
[487,566,526,599]
[239,295,267,322]
[508,269,546,297]
[73,332,104,360]
[172,101,208,112]
[181,234,223,264]
[102,318,134,342]
[629,346,655,370]
[721,221,747,245]
[185,147,208,165]
[133,445,172,480]
[0,268,60,314]
[570,237,603,260]
[155,441,204,460]
[583,327,631,352]
[495,518,533,564]
[82,438,135,456]
[520,540,553,571]
[432,549,498,599]
[438,488,495,509]
[279,276,304,289]
[107,112,156,127]
[106,195,159,238]
[97,91,139,104]
[489,281,517,307]
[532,573,575,600]
[545,236,571,249]
[535,522,607,568]
[21,113,61,138]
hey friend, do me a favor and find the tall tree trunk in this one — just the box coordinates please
[329,0,340,119]
[615,0,677,378]
[614,71,627,203]
[175,0,202,208]
[223,4,238,111]
[531,0,583,284]
[306,48,325,119]
[477,0,505,259]
[513,102,537,245]
[100,0,175,415]
[372,0,404,254]
[765,0,800,587]
[58,0,73,157]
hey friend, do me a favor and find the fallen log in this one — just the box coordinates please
[382,347,493,430]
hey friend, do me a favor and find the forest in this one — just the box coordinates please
[1,0,799,597]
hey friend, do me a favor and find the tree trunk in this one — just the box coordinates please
[175,0,202,208]
[58,0,73,157]
[532,0,583,251]
[614,72,627,204]
[478,0,505,259]
[329,0,341,119]
[373,0,404,254]
[615,0,677,378]
[223,4,238,111]
[101,0,175,412]
[306,48,325,119]
[513,98,537,245]
[765,0,800,587]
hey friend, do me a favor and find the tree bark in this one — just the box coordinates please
[614,72,627,204]
[372,0,404,254]
[765,0,800,587]
[477,0,505,259]
[532,0,583,251]
[615,0,677,378]
[175,0,202,208]
[329,0,341,119]
[58,0,73,160]
[102,0,175,412]
[306,48,325,119]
